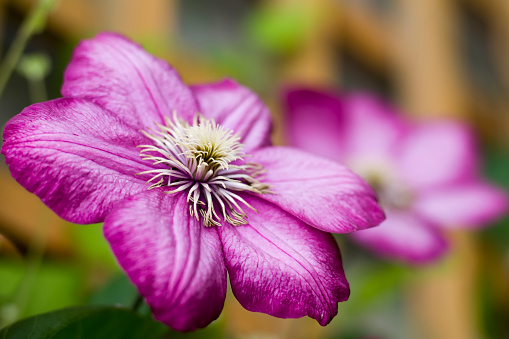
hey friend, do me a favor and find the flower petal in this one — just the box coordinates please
[284,90,406,164]
[284,89,348,162]
[350,209,448,264]
[218,195,349,325]
[341,94,407,162]
[396,122,478,189]
[191,79,272,153]
[62,32,198,127]
[104,190,227,331]
[1,98,154,224]
[414,183,508,229]
[251,146,385,233]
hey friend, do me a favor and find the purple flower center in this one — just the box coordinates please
[137,113,270,226]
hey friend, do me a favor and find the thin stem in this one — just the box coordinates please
[0,223,28,256]
[0,0,57,98]
[12,209,50,320]
[131,294,144,312]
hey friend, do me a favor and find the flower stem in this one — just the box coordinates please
[0,0,57,98]
[131,294,143,312]
[11,208,50,322]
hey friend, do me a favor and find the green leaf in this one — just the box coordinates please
[87,273,137,308]
[0,306,165,339]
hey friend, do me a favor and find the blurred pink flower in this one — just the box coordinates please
[1,34,385,330]
[284,89,508,264]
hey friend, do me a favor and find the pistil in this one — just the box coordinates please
[137,112,270,226]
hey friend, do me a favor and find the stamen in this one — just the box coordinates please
[138,112,270,226]
[350,161,413,210]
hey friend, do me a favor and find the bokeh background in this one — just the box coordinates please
[0,0,508,338]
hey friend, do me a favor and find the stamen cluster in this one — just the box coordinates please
[352,165,413,210]
[138,112,270,226]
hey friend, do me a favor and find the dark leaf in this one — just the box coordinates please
[87,273,137,307]
[0,306,165,339]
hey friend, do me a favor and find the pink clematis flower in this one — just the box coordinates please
[284,89,508,264]
[1,33,385,331]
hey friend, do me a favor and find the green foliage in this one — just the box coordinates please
[0,260,83,323]
[481,147,509,248]
[87,273,138,308]
[342,253,410,315]
[483,147,509,190]
[479,146,509,338]
[0,0,58,96]
[0,306,165,339]
[26,0,59,34]
[208,48,271,94]
[478,271,509,339]
[71,223,118,270]
[16,53,51,81]
[86,274,227,337]
[244,3,311,56]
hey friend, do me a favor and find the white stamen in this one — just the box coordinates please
[138,112,270,226]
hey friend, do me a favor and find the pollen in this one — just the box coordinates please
[137,112,270,226]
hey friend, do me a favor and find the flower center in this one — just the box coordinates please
[364,172,413,210]
[349,160,413,210]
[138,112,270,226]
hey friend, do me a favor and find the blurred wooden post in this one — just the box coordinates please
[394,1,479,338]
[13,0,177,42]
[279,0,337,87]
[335,2,394,81]
[394,0,467,119]
[273,0,338,146]
[100,0,176,44]
[0,168,72,257]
